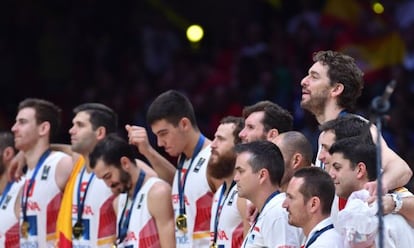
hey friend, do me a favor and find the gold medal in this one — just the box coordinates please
[21,221,30,238]
[210,243,218,248]
[73,221,84,239]
[112,243,117,248]
[176,214,187,233]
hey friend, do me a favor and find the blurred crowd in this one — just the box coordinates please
[1,0,414,179]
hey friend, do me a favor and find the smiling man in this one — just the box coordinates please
[300,50,412,197]
[90,134,175,248]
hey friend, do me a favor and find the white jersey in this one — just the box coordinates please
[20,151,69,248]
[241,192,304,248]
[172,145,213,248]
[116,177,162,248]
[304,217,343,248]
[71,168,116,248]
[210,183,243,248]
[0,179,25,248]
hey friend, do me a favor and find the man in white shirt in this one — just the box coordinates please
[328,137,414,247]
[208,116,248,247]
[235,140,302,247]
[283,167,343,248]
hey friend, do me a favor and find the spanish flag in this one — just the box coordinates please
[321,0,405,81]
[56,155,85,247]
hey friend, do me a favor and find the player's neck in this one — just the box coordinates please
[24,142,50,169]
[254,186,280,212]
[0,172,8,194]
[183,130,210,158]
[317,103,344,125]
[82,155,92,173]
[128,167,146,197]
[304,214,330,237]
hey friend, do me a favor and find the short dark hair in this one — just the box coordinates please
[277,131,313,166]
[220,116,245,145]
[234,140,284,185]
[313,50,364,111]
[293,167,335,215]
[89,133,135,170]
[146,90,198,129]
[329,137,377,181]
[73,103,118,133]
[0,131,15,152]
[18,98,62,141]
[242,100,293,134]
[0,131,16,175]
[319,115,372,144]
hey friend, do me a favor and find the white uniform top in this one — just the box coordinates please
[116,177,162,248]
[20,151,69,248]
[210,183,243,248]
[379,213,414,248]
[332,189,414,248]
[0,179,25,248]
[331,188,414,227]
[241,192,304,248]
[172,145,213,248]
[304,217,343,248]
[71,168,116,248]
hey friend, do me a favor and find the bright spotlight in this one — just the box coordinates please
[372,2,384,14]
[186,24,204,43]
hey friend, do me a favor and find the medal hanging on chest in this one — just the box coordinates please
[20,150,51,239]
[73,221,84,239]
[175,213,188,233]
[73,167,95,239]
[176,135,205,233]
[21,221,30,238]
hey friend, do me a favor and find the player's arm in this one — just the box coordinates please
[148,180,176,248]
[55,153,74,192]
[383,189,414,227]
[50,143,73,155]
[237,197,251,237]
[112,195,120,216]
[7,150,25,181]
[367,125,412,194]
[135,158,158,178]
[395,196,414,227]
[126,125,176,184]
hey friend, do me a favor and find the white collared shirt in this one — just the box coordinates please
[304,217,343,248]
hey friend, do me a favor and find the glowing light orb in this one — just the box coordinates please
[186,25,204,42]
[372,2,384,14]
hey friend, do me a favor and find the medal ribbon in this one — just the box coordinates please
[117,170,146,244]
[0,181,14,206]
[21,150,51,222]
[305,224,334,248]
[177,134,205,216]
[212,181,236,246]
[75,166,95,224]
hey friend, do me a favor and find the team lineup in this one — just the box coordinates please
[0,50,413,248]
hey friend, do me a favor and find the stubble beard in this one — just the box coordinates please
[301,90,329,117]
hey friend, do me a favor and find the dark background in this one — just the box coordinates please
[1,0,413,187]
